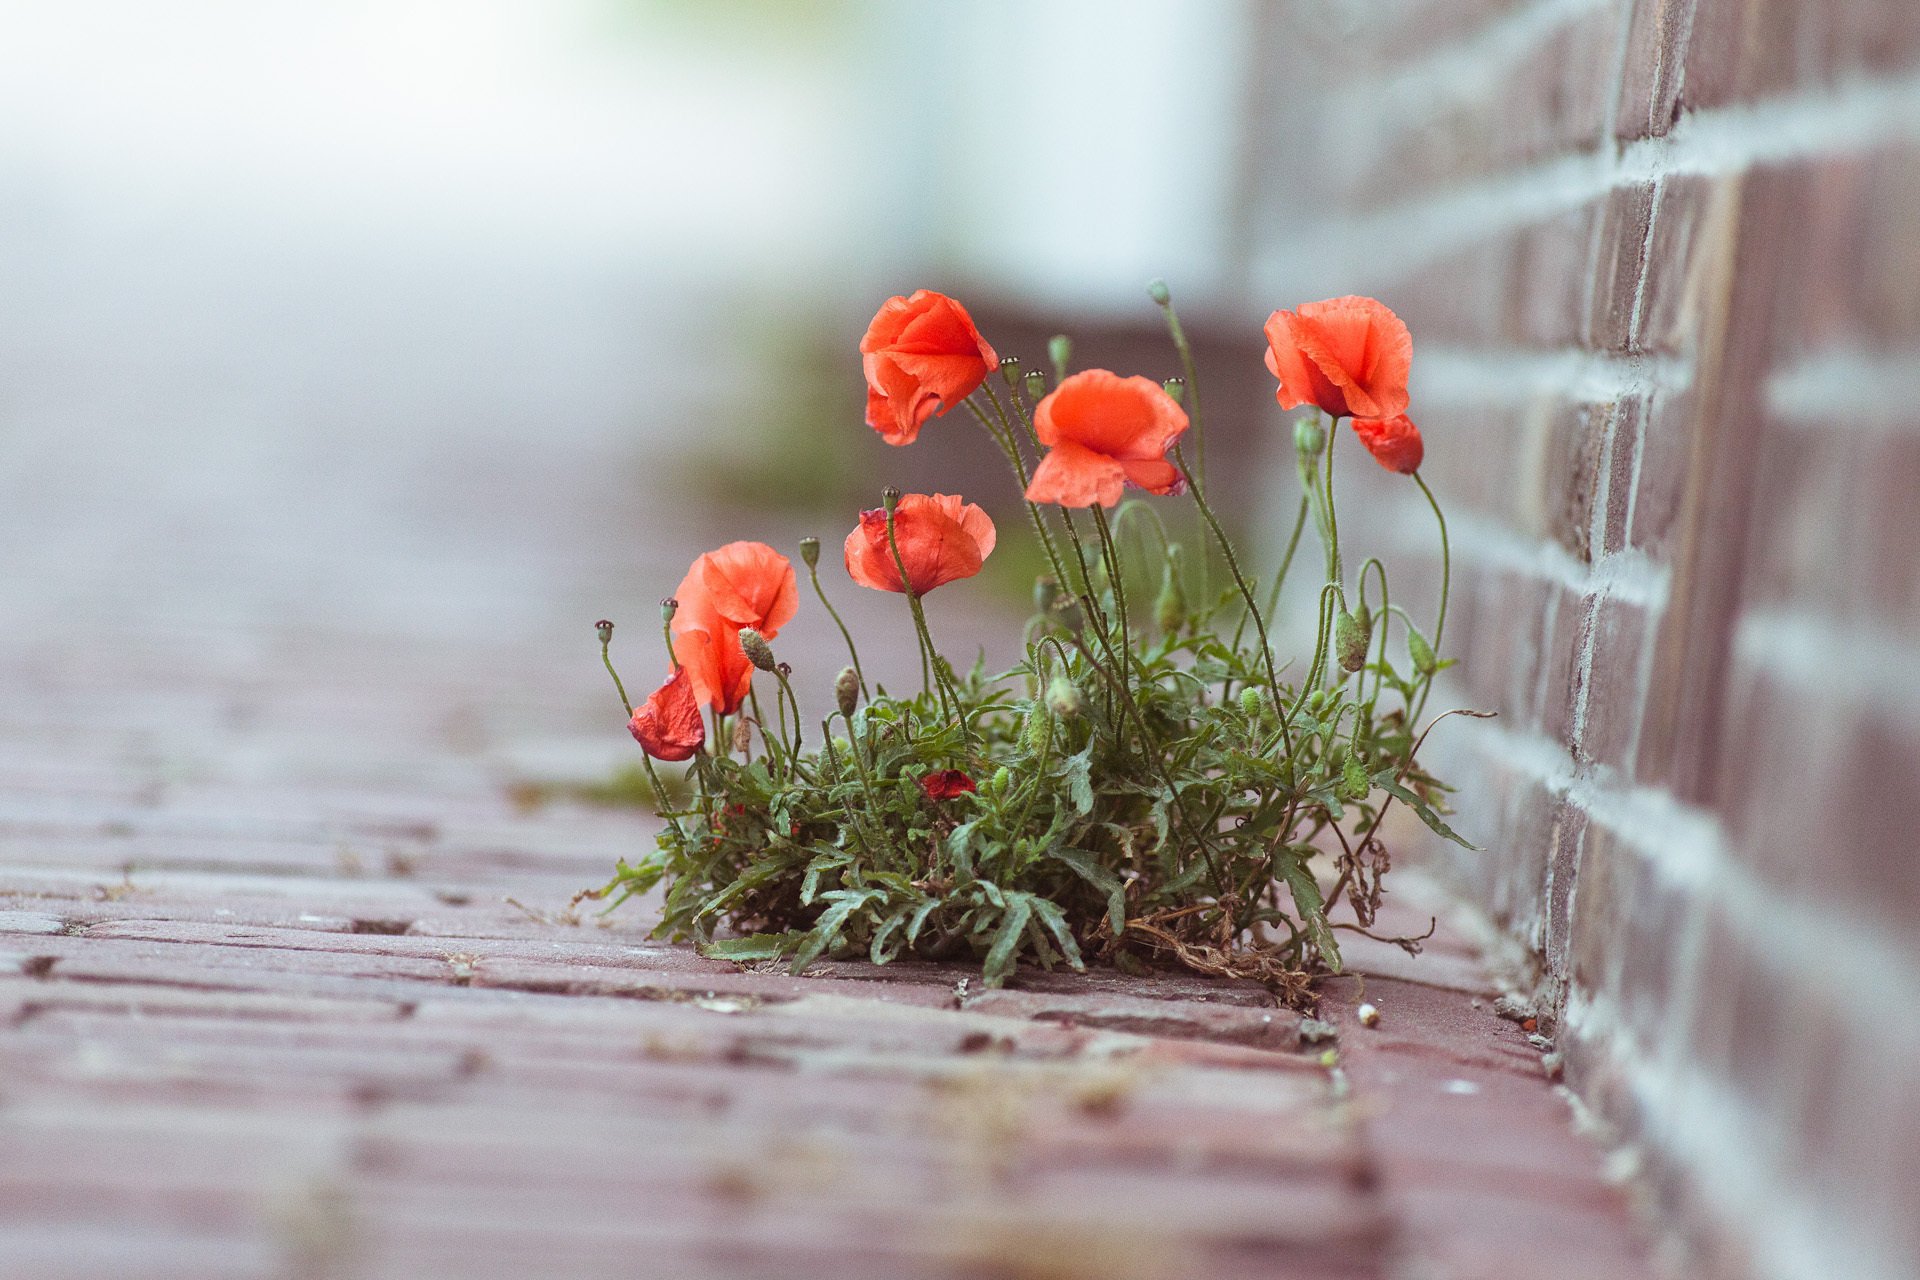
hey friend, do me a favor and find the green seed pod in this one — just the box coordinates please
[594,618,614,645]
[659,597,678,626]
[1147,278,1171,306]
[1294,415,1326,460]
[1341,754,1371,802]
[798,536,820,569]
[1408,628,1438,676]
[834,666,859,718]
[1154,547,1186,635]
[1051,595,1085,632]
[1024,369,1048,400]
[1046,675,1082,717]
[1335,609,1369,673]
[998,355,1022,388]
[1161,377,1185,406]
[739,628,777,673]
[1021,701,1052,753]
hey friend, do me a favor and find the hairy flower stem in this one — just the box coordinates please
[1174,445,1294,759]
[1321,423,1346,603]
[807,561,866,698]
[1090,506,1133,664]
[600,634,633,717]
[1409,471,1451,727]
[978,385,1109,625]
[599,632,685,838]
[1151,288,1213,601]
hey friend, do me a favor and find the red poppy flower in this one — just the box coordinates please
[1351,414,1424,474]
[1024,370,1189,509]
[843,493,997,595]
[919,769,976,801]
[1263,296,1412,420]
[628,666,704,761]
[669,542,797,713]
[861,290,999,446]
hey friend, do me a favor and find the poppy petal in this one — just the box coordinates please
[1351,414,1425,474]
[1026,439,1129,508]
[629,666,705,761]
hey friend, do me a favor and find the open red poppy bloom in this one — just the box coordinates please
[861,291,999,446]
[1024,370,1189,509]
[669,541,797,713]
[1351,414,1425,474]
[628,666,705,761]
[1263,296,1412,421]
[919,769,976,801]
[843,493,996,595]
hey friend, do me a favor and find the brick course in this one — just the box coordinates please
[1250,1,1920,1275]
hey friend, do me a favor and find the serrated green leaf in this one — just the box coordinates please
[983,894,1033,987]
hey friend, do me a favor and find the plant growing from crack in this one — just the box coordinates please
[583,285,1477,1002]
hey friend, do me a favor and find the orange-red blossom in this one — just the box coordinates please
[669,542,798,715]
[1351,414,1424,474]
[629,665,704,761]
[861,290,999,446]
[1263,296,1412,421]
[844,493,996,596]
[1023,370,1189,509]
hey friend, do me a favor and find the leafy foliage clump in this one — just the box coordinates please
[590,288,1474,1002]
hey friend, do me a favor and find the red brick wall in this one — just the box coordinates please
[1246,2,1920,1275]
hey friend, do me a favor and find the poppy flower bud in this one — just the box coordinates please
[1021,701,1052,752]
[1161,377,1185,406]
[1048,334,1072,379]
[1294,416,1326,460]
[834,666,859,718]
[1147,278,1171,306]
[799,536,820,569]
[1033,574,1060,616]
[882,486,901,513]
[1341,754,1371,802]
[1408,627,1438,676]
[991,766,1012,797]
[739,628,777,673]
[1024,370,1048,400]
[1238,686,1266,720]
[595,619,614,645]
[1154,549,1186,634]
[659,597,678,626]
[1046,675,1081,717]
[1335,609,1370,673]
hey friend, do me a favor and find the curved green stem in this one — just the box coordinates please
[806,561,866,698]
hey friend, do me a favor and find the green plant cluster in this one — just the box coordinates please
[591,287,1474,999]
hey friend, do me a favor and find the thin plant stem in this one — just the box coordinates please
[1152,287,1212,604]
[600,635,632,717]
[807,561,866,698]
[1413,472,1450,649]
[1091,505,1133,663]
[1173,444,1293,758]
[883,504,961,729]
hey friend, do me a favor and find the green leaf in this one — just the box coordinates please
[1048,846,1127,936]
[1372,773,1478,848]
[700,932,803,962]
[1030,896,1086,971]
[983,894,1033,988]
[1278,854,1341,972]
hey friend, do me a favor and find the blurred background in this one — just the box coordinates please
[6,2,1918,1278]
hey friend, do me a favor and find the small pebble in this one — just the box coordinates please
[1527,1033,1554,1051]
[1493,994,1535,1023]
[1357,1003,1380,1028]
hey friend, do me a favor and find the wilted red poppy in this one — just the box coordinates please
[919,769,976,801]
[1351,414,1424,474]
[1024,370,1188,509]
[669,542,797,713]
[1263,296,1412,421]
[843,493,997,595]
[861,291,999,446]
[628,666,704,761]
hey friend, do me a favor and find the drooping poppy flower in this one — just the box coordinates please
[628,666,705,761]
[1263,296,1412,420]
[668,541,797,714]
[843,493,996,595]
[673,541,798,641]
[1024,370,1189,509]
[860,290,999,446]
[1351,414,1425,474]
[919,769,976,801]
